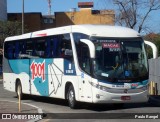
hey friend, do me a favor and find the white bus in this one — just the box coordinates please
[3,25,152,108]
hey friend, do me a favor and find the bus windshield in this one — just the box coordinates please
[91,37,148,81]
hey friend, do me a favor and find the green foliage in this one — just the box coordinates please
[154,36,160,57]
[0,21,27,48]
[145,45,152,59]
[144,34,160,58]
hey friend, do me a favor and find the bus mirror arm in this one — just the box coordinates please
[80,39,95,58]
[144,40,158,59]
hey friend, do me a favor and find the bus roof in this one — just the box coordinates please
[5,24,140,41]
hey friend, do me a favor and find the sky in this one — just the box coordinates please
[7,0,114,14]
[7,0,160,34]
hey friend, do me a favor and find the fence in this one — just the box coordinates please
[149,57,160,95]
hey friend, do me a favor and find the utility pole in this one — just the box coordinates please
[48,0,51,15]
[22,0,24,34]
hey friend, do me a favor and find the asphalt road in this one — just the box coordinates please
[0,83,160,122]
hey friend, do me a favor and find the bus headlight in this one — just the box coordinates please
[90,82,109,92]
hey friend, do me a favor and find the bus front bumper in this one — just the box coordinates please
[92,88,149,103]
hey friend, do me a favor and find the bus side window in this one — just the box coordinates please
[73,33,90,74]
[81,45,91,74]
[17,41,28,59]
[53,37,59,57]
[20,41,26,55]
[59,34,73,60]
[35,39,45,58]
[15,41,28,59]
[45,39,51,58]
[5,41,27,59]
[5,42,15,59]
[48,34,72,59]
[15,42,20,59]
[76,42,91,74]
[26,40,34,57]
[45,37,59,58]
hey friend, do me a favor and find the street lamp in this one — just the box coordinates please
[22,0,24,34]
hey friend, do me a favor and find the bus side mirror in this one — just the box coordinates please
[144,40,158,59]
[80,39,95,58]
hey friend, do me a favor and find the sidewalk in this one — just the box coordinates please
[0,101,38,113]
[0,100,43,121]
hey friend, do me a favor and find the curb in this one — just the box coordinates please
[0,99,44,122]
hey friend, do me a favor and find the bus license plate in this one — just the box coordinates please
[121,96,131,100]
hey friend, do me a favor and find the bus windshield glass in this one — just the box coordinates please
[91,37,148,81]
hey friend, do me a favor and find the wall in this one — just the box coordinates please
[55,8,115,27]
[8,9,115,32]
[149,58,160,95]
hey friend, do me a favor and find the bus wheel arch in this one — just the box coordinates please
[15,79,23,99]
[65,82,77,109]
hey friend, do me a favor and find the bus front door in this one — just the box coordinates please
[78,45,92,102]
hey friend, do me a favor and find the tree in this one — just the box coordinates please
[0,21,27,48]
[112,0,160,33]
[144,33,160,57]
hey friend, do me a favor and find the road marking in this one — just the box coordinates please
[41,119,50,122]
[0,99,42,110]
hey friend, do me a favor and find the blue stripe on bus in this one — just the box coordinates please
[8,58,76,96]
[9,59,30,74]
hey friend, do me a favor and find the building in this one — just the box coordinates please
[55,2,114,27]
[42,15,55,29]
[0,0,7,21]
[8,2,115,32]
[8,12,56,32]
[8,12,43,32]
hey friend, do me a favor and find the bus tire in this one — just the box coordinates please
[16,82,23,99]
[67,85,77,109]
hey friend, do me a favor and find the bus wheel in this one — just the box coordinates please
[16,82,23,99]
[67,85,77,109]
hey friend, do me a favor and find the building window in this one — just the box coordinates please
[43,18,53,24]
